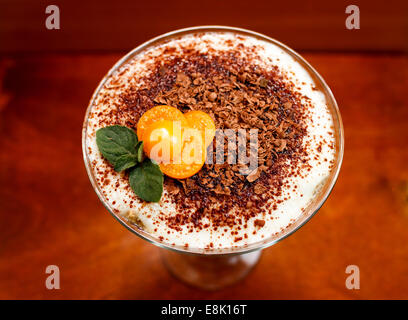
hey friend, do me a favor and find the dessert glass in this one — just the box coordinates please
[82,26,344,290]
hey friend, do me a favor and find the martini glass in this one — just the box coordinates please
[82,26,344,290]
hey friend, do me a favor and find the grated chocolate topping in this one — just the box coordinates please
[96,44,316,234]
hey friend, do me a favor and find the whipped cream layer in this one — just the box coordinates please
[85,31,336,251]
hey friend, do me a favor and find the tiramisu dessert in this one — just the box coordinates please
[85,31,335,250]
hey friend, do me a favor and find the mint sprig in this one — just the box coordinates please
[135,141,144,163]
[129,159,163,203]
[96,125,163,202]
[95,125,139,172]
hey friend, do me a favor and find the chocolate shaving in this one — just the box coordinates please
[102,44,311,231]
[254,219,265,227]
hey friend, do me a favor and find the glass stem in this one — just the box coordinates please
[160,249,262,290]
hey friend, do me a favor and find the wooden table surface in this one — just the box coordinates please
[0,52,407,299]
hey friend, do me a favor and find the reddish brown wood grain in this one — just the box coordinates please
[0,0,407,53]
[0,53,407,299]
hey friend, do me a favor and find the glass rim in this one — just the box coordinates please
[82,25,344,256]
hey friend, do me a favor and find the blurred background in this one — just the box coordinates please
[0,0,407,299]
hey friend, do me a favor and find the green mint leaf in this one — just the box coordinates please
[135,141,144,163]
[112,154,138,172]
[96,125,138,172]
[129,159,163,202]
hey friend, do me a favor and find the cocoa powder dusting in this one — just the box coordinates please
[98,45,313,234]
